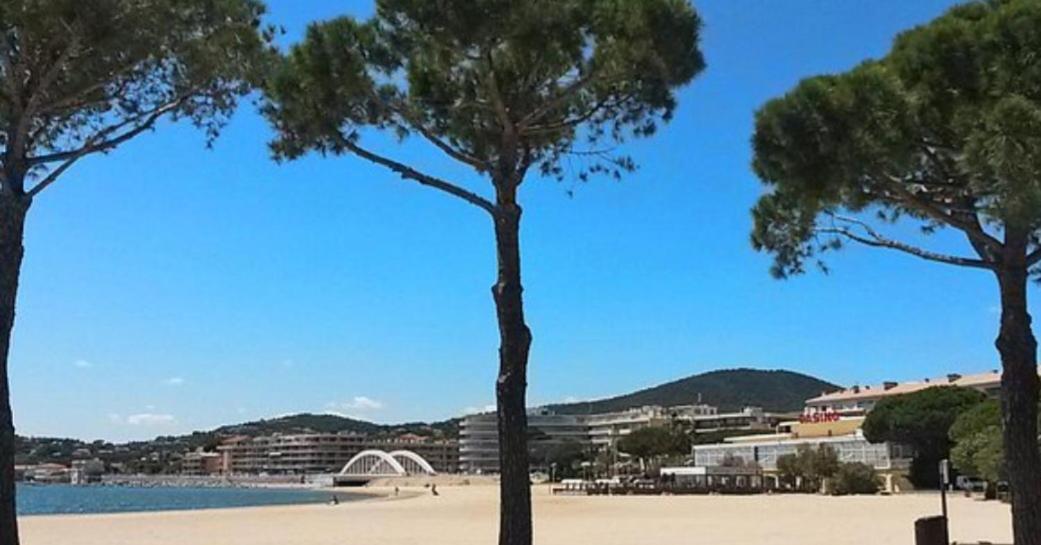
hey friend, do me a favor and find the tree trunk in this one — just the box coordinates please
[491,198,533,545]
[995,264,1041,545]
[0,195,28,545]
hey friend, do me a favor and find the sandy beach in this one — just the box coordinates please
[20,485,1011,545]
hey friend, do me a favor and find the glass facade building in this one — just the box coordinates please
[692,433,912,471]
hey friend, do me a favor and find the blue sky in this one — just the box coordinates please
[13,0,1016,442]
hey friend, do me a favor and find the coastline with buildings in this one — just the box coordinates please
[12,366,1020,543]
[17,368,1011,493]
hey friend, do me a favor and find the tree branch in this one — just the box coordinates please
[25,27,81,116]
[820,214,994,270]
[24,151,79,198]
[0,30,20,100]
[333,133,495,216]
[26,98,185,167]
[385,101,491,173]
[483,51,513,133]
[25,98,186,197]
[878,173,1003,254]
[1027,247,1041,267]
[516,69,599,131]
[520,92,635,137]
[36,62,139,117]
[11,30,82,167]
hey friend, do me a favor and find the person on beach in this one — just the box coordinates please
[431,484,438,496]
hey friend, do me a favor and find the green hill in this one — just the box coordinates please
[545,368,839,414]
[214,413,385,437]
[214,413,461,439]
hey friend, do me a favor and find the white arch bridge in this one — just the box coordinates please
[333,449,437,486]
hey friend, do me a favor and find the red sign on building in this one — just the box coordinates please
[799,412,840,424]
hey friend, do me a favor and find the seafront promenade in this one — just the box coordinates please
[21,484,1012,545]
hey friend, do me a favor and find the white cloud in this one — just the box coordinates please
[163,377,186,386]
[348,396,383,410]
[125,413,176,426]
[73,360,93,369]
[324,397,385,419]
[327,396,384,412]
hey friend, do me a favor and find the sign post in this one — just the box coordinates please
[939,459,951,541]
[915,460,951,545]
[939,459,950,519]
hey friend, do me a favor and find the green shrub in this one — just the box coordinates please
[831,462,881,495]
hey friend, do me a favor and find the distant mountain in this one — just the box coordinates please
[545,368,840,414]
[213,413,385,437]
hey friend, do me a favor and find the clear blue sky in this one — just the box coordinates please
[13,0,1016,442]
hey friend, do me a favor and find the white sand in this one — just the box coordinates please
[20,485,1012,545]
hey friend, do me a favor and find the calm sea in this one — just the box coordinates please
[17,484,348,516]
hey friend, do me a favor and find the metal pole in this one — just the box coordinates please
[939,459,950,535]
[940,483,948,520]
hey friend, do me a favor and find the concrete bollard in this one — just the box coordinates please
[915,516,949,545]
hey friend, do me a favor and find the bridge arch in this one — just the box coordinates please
[388,450,437,475]
[338,449,438,476]
[340,449,407,476]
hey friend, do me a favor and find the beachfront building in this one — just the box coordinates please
[585,406,676,448]
[69,459,106,484]
[689,406,793,437]
[692,417,913,473]
[803,371,1003,416]
[182,450,222,475]
[460,403,791,473]
[20,463,71,483]
[586,404,718,448]
[217,434,459,475]
[460,409,589,473]
[689,371,1012,491]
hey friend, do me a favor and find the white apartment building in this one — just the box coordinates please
[459,403,791,473]
[803,371,1003,416]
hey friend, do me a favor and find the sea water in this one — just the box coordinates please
[17,484,348,515]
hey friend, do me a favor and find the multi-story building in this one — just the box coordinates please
[586,404,718,448]
[459,403,789,473]
[182,450,223,475]
[459,409,589,474]
[691,418,913,477]
[803,371,1003,416]
[217,434,459,475]
[689,406,794,437]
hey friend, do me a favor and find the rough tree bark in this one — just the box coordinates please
[995,233,1041,545]
[492,184,533,545]
[0,193,28,545]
